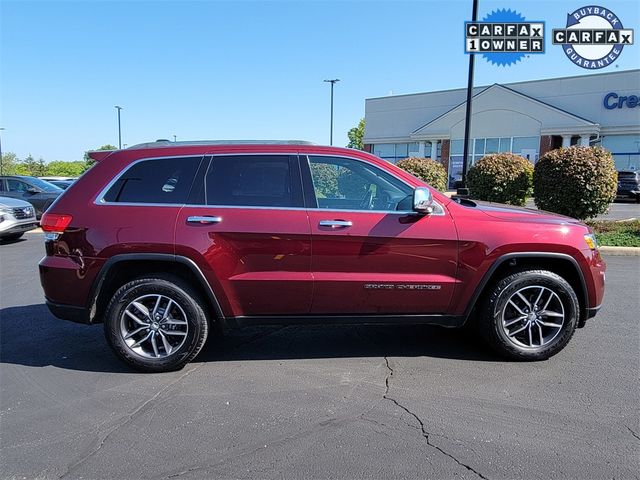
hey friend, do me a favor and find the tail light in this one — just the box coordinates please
[41,213,73,233]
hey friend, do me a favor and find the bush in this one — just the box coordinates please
[534,146,617,220]
[396,157,447,192]
[466,153,533,206]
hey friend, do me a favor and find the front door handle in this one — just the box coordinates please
[319,220,352,228]
[187,216,222,225]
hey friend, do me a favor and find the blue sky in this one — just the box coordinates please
[1,0,639,161]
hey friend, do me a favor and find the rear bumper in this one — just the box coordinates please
[45,299,90,324]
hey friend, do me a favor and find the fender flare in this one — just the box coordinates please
[88,253,225,322]
[463,252,589,320]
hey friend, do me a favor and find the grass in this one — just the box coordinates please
[586,219,640,247]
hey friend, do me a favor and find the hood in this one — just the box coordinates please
[469,200,585,226]
[0,196,34,208]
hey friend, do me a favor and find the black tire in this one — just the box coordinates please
[479,269,579,361]
[104,274,209,372]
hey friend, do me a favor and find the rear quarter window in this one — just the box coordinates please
[102,157,201,204]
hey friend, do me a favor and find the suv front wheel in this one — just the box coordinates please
[479,270,579,361]
[104,275,209,372]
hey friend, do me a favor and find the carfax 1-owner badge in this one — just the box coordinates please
[553,5,634,69]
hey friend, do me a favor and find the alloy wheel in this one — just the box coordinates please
[500,285,565,349]
[119,294,188,359]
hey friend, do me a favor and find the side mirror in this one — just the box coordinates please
[26,187,40,194]
[413,187,433,215]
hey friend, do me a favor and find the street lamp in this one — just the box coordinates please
[460,0,479,195]
[0,128,5,175]
[115,106,123,149]
[323,79,340,145]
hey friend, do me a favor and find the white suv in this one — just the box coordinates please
[0,196,38,241]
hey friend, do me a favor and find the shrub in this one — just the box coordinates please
[396,157,447,192]
[466,153,533,206]
[534,146,617,220]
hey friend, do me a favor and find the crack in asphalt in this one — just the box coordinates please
[627,426,640,441]
[58,364,203,479]
[382,357,490,480]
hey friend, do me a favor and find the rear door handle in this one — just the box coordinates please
[187,216,222,225]
[319,220,352,228]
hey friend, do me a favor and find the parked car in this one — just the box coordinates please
[616,170,640,203]
[0,176,63,219]
[39,176,77,182]
[48,180,74,190]
[0,196,39,241]
[39,140,606,372]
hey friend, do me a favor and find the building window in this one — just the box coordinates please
[601,134,640,170]
[372,143,414,163]
[512,136,539,152]
[499,137,511,152]
[485,138,499,154]
[447,136,540,189]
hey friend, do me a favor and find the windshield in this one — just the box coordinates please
[618,172,638,180]
[27,177,64,192]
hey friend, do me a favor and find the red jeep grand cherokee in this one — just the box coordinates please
[39,141,605,372]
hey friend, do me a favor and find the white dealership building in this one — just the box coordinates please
[363,69,640,189]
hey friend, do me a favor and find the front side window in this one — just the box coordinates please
[7,179,29,193]
[308,156,413,211]
[103,157,200,204]
[205,155,302,208]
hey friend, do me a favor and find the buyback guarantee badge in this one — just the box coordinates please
[553,5,634,69]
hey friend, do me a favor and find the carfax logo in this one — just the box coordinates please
[465,9,545,66]
[552,5,634,69]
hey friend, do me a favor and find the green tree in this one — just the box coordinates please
[347,118,365,150]
[45,160,86,177]
[0,152,19,175]
[21,155,42,176]
[84,144,117,170]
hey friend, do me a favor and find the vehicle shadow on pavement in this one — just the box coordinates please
[0,304,499,374]
[0,237,28,246]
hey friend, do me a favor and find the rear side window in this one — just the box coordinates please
[103,157,201,204]
[205,155,302,207]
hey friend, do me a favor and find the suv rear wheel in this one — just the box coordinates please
[479,270,579,361]
[104,275,209,372]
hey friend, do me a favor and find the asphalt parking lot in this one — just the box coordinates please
[1,233,638,480]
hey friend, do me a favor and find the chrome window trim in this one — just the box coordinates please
[302,153,445,216]
[94,154,205,206]
[94,151,445,216]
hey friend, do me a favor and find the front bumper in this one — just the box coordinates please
[0,219,39,237]
[587,304,602,319]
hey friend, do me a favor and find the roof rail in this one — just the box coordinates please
[126,140,316,149]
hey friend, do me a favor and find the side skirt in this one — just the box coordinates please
[224,314,465,329]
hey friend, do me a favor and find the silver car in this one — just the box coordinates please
[0,196,39,241]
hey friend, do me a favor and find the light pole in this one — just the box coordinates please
[115,106,123,149]
[460,0,479,194]
[173,135,177,142]
[0,128,4,175]
[323,79,340,145]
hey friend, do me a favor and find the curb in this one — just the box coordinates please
[599,246,640,256]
